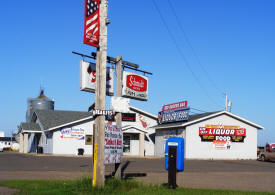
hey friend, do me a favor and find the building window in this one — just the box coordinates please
[85,135,93,145]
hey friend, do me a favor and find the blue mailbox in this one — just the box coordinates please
[165,137,184,171]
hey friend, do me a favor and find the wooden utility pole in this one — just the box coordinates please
[93,0,108,187]
[114,56,122,179]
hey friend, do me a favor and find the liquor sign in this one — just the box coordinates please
[199,125,246,142]
[158,107,190,124]
[80,60,114,96]
[122,71,148,101]
[104,124,123,164]
[162,101,188,111]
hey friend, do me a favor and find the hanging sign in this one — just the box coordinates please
[104,124,123,164]
[83,0,100,47]
[80,60,114,96]
[122,71,148,101]
[199,125,246,142]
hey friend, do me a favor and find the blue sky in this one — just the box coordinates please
[0,0,274,146]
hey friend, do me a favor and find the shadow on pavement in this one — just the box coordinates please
[105,160,147,180]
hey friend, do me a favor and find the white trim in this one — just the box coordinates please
[122,126,148,133]
[129,106,157,120]
[156,111,264,130]
[22,130,42,133]
[44,116,94,131]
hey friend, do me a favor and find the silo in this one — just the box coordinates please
[26,90,54,122]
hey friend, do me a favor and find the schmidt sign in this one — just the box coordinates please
[158,101,190,124]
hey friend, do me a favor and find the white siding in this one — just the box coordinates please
[185,114,257,160]
[52,121,93,155]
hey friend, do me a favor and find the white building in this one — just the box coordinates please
[155,111,263,160]
[18,106,157,156]
[0,131,4,137]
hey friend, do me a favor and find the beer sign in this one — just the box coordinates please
[122,71,148,101]
[80,60,114,96]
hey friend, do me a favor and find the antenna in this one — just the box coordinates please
[223,93,228,111]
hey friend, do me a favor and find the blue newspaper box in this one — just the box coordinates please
[165,137,184,171]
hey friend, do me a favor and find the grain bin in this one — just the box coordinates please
[26,90,54,122]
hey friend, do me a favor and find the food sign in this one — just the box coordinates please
[122,71,148,101]
[199,125,246,142]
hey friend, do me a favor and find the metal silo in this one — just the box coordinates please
[26,90,54,122]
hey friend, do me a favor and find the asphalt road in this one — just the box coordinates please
[1,152,275,192]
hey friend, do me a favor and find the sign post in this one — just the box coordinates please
[94,0,108,187]
[114,56,122,179]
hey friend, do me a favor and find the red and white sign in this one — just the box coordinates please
[122,71,148,101]
[104,124,123,164]
[162,101,188,111]
[213,140,232,150]
[199,127,246,137]
[83,0,100,47]
[80,60,114,96]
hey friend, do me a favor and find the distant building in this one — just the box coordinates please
[0,131,4,137]
[0,137,16,149]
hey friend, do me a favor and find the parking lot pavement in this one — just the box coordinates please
[1,153,275,192]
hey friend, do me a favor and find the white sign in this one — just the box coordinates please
[104,124,123,164]
[92,109,115,116]
[80,60,114,96]
[122,71,148,101]
[110,97,130,113]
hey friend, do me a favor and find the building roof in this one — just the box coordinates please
[129,106,157,120]
[20,122,41,133]
[34,109,93,131]
[155,111,264,130]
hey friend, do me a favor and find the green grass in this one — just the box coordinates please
[0,177,274,195]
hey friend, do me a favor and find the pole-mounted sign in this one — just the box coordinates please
[84,0,100,47]
[80,60,114,96]
[122,71,148,101]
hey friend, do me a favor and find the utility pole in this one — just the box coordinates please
[114,56,122,179]
[93,0,108,187]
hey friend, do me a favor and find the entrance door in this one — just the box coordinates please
[123,135,131,153]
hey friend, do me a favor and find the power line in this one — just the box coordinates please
[190,107,208,113]
[167,0,222,94]
[151,0,219,106]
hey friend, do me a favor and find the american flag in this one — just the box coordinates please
[84,0,99,47]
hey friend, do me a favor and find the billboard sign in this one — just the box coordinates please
[158,107,189,124]
[122,71,148,101]
[80,60,114,96]
[104,124,123,164]
[199,125,246,142]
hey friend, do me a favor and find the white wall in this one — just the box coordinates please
[52,120,93,155]
[122,112,157,156]
[185,114,258,160]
